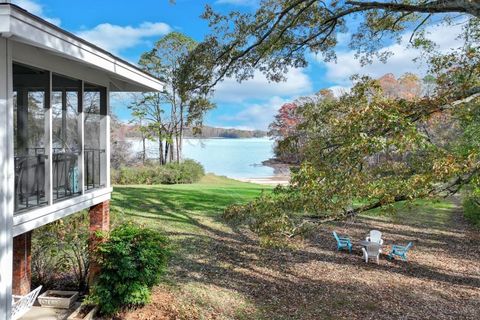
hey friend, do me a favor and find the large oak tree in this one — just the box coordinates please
[215,1,480,238]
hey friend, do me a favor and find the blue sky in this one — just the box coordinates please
[12,0,463,130]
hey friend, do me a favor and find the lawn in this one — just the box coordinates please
[110,175,480,320]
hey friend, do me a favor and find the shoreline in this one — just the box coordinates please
[234,175,290,186]
[234,158,292,186]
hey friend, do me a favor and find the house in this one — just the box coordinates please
[0,2,163,319]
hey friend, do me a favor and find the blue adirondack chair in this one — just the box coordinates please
[332,231,352,252]
[388,242,413,261]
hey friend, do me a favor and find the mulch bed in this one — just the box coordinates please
[121,203,480,320]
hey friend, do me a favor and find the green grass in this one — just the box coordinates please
[361,198,457,230]
[111,174,272,318]
[463,197,480,227]
[111,174,271,233]
[110,176,471,319]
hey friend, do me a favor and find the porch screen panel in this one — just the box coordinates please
[52,74,82,202]
[13,63,48,213]
[84,83,106,190]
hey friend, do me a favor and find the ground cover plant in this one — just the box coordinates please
[110,175,480,319]
[112,159,205,185]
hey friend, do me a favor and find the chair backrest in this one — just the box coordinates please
[17,157,45,196]
[332,231,340,243]
[369,230,382,243]
[366,242,381,256]
[11,286,42,320]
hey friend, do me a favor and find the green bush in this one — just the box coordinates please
[112,159,204,185]
[32,211,90,291]
[463,197,480,227]
[86,223,169,315]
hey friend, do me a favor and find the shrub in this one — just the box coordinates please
[87,223,169,315]
[32,211,90,291]
[463,197,480,227]
[112,159,204,185]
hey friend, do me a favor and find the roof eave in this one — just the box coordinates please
[0,3,164,92]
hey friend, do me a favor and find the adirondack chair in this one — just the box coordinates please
[332,231,352,252]
[362,242,381,264]
[366,230,384,245]
[388,242,413,261]
[11,286,42,320]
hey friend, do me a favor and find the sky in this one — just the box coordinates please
[11,0,465,130]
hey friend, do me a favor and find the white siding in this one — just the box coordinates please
[0,37,14,320]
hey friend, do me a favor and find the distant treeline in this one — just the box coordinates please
[184,126,267,138]
[122,124,267,139]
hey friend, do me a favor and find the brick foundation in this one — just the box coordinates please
[12,231,32,295]
[88,200,110,286]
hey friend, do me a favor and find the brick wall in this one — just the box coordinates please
[88,200,110,286]
[12,231,32,295]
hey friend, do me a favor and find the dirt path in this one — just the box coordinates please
[122,200,480,320]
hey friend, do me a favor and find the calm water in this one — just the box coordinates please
[129,138,275,178]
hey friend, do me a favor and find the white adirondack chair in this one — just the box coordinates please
[362,242,381,264]
[366,230,384,245]
[11,286,42,320]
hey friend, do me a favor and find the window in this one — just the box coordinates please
[52,74,82,202]
[84,83,107,190]
[13,63,49,212]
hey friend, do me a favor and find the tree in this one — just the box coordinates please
[131,32,214,164]
[129,92,166,164]
[192,0,478,89]
[128,109,149,164]
[224,20,480,240]
[110,114,133,169]
[269,102,303,164]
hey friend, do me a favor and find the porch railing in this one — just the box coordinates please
[14,154,47,212]
[53,152,81,202]
[14,148,105,213]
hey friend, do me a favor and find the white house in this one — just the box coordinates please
[0,2,163,319]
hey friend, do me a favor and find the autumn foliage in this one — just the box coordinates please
[268,102,303,164]
[225,18,480,242]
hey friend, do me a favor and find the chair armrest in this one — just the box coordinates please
[366,236,371,241]
[380,239,384,245]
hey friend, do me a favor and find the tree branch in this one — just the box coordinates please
[346,0,480,17]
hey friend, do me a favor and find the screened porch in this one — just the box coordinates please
[13,63,107,214]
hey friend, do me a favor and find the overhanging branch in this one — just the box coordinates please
[346,0,480,17]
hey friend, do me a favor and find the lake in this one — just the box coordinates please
[129,138,276,179]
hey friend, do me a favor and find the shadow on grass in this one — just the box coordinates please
[112,185,480,319]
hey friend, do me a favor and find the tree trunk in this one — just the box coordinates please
[175,133,180,164]
[169,137,174,162]
[158,129,164,165]
[142,135,146,164]
[178,105,184,163]
[165,141,170,163]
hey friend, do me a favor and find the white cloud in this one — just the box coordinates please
[321,22,466,85]
[215,0,258,6]
[76,22,172,53]
[12,0,61,25]
[214,68,313,103]
[220,96,289,130]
